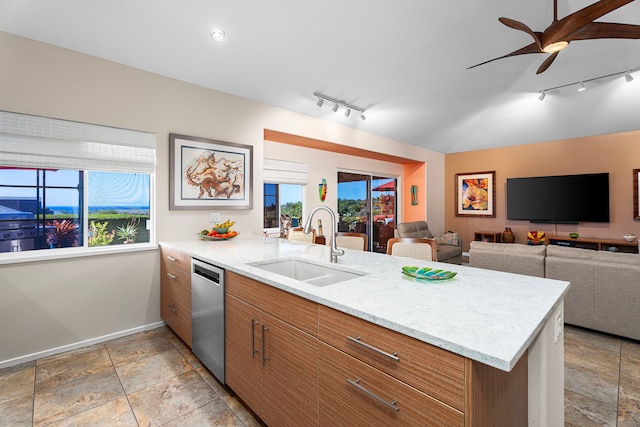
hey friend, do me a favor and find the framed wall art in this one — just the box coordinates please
[169,134,253,210]
[634,168,639,220]
[455,171,496,217]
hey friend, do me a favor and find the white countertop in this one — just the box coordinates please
[161,235,569,372]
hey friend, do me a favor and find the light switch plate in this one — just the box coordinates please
[210,212,221,223]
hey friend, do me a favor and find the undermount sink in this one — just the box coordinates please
[249,258,365,286]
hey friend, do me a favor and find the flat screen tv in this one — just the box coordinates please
[506,173,609,223]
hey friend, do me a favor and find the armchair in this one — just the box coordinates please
[396,221,462,264]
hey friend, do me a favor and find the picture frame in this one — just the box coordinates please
[634,168,639,220]
[169,133,253,210]
[455,171,496,217]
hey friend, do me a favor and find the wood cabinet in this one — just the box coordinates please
[225,272,319,426]
[160,247,192,346]
[225,270,529,426]
[549,236,639,254]
[473,231,502,243]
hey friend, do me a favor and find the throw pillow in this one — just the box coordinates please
[436,232,459,246]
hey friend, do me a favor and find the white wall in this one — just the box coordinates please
[0,31,444,365]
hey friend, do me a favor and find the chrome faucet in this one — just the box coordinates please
[304,206,344,263]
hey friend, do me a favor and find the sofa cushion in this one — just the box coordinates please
[397,221,433,239]
[469,241,546,277]
[546,245,640,266]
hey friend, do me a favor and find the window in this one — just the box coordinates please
[263,158,308,231]
[0,111,155,259]
[263,183,303,229]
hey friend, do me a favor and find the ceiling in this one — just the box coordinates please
[1,0,639,153]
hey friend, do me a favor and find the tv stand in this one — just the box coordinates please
[549,237,638,254]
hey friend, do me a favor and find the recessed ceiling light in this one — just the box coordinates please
[210,29,226,41]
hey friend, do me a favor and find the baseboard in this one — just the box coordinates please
[0,321,166,369]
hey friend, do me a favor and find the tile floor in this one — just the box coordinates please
[0,324,638,426]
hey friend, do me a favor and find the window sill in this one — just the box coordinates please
[0,243,159,266]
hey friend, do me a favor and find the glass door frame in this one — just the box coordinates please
[337,170,398,253]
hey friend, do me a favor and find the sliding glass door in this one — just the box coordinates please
[337,171,397,253]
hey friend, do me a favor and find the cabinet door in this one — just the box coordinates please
[225,294,264,417]
[160,248,192,346]
[261,312,319,426]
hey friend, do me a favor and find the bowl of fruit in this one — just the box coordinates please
[198,220,239,240]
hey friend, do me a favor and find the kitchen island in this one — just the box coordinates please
[161,235,569,426]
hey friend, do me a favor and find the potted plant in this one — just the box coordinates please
[115,218,139,244]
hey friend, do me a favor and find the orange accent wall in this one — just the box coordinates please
[403,163,427,222]
[445,130,640,251]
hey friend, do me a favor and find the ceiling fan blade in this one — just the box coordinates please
[565,22,640,41]
[536,51,560,74]
[499,17,543,49]
[467,42,543,69]
[544,0,635,43]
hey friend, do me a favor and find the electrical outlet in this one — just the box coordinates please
[554,311,563,343]
[210,212,221,223]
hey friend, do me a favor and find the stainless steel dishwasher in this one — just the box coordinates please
[191,258,225,384]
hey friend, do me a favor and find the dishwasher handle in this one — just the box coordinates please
[193,260,223,284]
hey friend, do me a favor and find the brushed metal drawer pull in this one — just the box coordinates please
[347,336,400,362]
[347,378,399,412]
[251,319,259,359]
[262,324,269,366]
[166,273,177,279]
[168,304,178,313]
[166,255,177,262]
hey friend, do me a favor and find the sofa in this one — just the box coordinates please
[469,241,640,341]
[396,221,462,264]
[468,241,546,277]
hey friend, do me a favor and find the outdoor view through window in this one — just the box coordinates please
[0,167,151,253]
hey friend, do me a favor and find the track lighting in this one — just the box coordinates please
[312,92,367,120]
[537,66,638,100]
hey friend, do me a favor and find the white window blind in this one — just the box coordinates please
[263,158,308,185]
[0,111,156,172]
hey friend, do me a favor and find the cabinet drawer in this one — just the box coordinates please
[319,305,464,411]
[319,343,463,426]
[227,271,318,337]
[161,247,191,277]
[161,292,192,346]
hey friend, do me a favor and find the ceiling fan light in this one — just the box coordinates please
[577,82,586,92]
[542,41,568,53]
[625,71,634,83]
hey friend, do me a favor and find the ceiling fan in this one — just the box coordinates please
[469,0,640,74]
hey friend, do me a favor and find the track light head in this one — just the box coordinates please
[317,97,324,107]
[332,102,339,112]
[538,91,546,101]
[625,71,634,83]
[577,82,586,92]
[344,108,351,117]
[360,112,366,121]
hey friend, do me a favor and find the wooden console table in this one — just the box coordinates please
[548,237,638,254]
[474,231,502,243]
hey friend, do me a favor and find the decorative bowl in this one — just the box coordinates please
[212,227,229,234]
[569,233,579,239]
[623,233,637,242]
[401,266,457,281]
